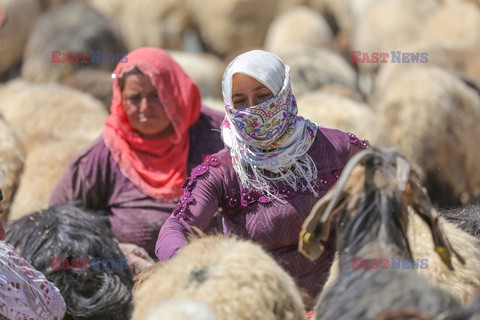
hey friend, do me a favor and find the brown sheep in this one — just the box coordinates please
[21,2,127,83]
[373,66,480,208]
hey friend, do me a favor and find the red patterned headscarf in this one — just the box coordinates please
[103,47,201,200]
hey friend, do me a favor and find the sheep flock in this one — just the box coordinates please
[1,0,480,319]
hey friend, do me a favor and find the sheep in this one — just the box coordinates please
[440,205,480,240]
[5,204,134,320]
[133,236,306,320]
[419,2,480,51]
[145,299,218,320]
[117,0,191,51]
[186,0,278,57]
[296,92,390,148]
[264,6,334,54]
[0,114,24,221]
[0,79,107,153]
[350,0,439,95]
[61,68,113,112]
[0,0,41,77]
[169,50,226,100]
[21,2,127,83]
[373,66,480,208]
[299,148,463,319]
[8,137,95,220]
[277,47,358,99]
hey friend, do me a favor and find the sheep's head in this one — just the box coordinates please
[299,148,465,270]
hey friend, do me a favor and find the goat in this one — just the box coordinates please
[299,148,464,319]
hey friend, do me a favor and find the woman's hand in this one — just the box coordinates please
[117,242,155,276]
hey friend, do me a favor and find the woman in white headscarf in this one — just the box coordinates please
[156,50,369,307]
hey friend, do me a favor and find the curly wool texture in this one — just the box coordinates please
[133,236,306,320]
[407,214,480,305]
[5,204,134,320]
[0,114,24,221]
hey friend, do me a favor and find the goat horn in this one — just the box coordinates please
[407,180,466,270]
[299,148,375,261]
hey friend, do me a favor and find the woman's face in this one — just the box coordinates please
[231,73,273,110]
[122,73,173,138]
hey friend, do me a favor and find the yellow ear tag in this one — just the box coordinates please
[434,246,451,265]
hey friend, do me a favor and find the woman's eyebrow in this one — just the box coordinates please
[233,85,267,97]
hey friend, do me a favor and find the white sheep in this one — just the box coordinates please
[0,79,107,153]
[350,0,439,95]
[278,47,357,98]
[296,91,390,148]
[8,137,95,220]
[419,2,480,51]
[185,0,278,57]
[133,236,306,320]
[0,113,24,221]
[264,6,334,54]
[145,299,217,320]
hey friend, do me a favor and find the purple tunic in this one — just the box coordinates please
[156,127,369,300]
[49,108,225,256]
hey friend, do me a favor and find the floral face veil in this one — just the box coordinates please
[221,50,319,200]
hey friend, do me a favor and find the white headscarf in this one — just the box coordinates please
[221,50,319,200]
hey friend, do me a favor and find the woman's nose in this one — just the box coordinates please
[139,97,150,112]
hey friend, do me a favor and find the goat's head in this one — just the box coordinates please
[299,148,465,270]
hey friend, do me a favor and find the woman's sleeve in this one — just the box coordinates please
[0,242,66,320]
[156,156,224,261]
[48,144,109,211]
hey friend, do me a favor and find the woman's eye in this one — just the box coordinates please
[127,95,141,104]
[233,99,246,108]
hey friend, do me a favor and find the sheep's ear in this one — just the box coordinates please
[299,148,373,261]
[299,189,348,261]
[407,179,465,270]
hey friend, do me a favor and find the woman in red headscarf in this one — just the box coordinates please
[49,47,224,274]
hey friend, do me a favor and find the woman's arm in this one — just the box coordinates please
[49,139,110,211]
[156,156,224,260]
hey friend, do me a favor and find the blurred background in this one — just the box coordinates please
[0,0,479,222]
